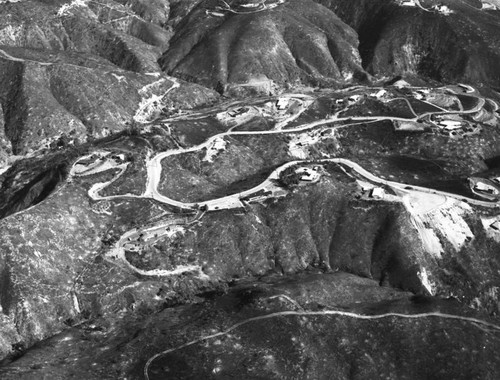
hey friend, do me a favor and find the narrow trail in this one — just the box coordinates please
[143,307,500,379]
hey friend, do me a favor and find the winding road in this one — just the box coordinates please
[84,85,497,211]
[64,81,500,379]
[143,298,500,379]
[70,83,500,278]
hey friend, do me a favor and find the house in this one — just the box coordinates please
[413,90,428,100]
[399,0,416,6]
[300,173,315,182]
[276,97,289,110]
[469,177,500,200]
[228,106,249,117]
[205,10,225,17]
[482,1,499,10]
[438,120,462,130]
[434,4,453,15]
[475,181,498,195]
[393,120,427,131]
[393,79,411,88]
[239,3,262,8]
[295,167,320,183]
[347,94,362,104]
[370,187,385,198]
[482,2,496,10]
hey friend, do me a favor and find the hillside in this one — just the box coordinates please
[1,1,500,379]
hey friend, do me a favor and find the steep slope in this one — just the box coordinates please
[0,46,218,156]
[2,275,500,380]
[159,0,368,93]
[318,0,500,87]
[1,0,500,378]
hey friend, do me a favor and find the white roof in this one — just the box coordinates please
[371,187,384,197]
[439,120,462,129]
[475,182,498,192]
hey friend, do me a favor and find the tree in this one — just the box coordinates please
[277,166,301,188]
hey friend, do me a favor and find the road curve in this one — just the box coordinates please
[144,307,500,379]
[80,85,499,210]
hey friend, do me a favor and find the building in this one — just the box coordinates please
[393,79,411,88]
[399,0,416,6]
[393,120,427,131]
[438,120,462,130]
[227,106,250,117]
[469,177,500,200]
[276,98,290,110]
[370,187,385,199]
[475,181,498,194]
[295,167,321,183]
[434,4,453,15]
[347,94,362,104]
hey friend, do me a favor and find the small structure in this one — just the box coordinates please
[228,106,250,117]
[475,181,498,194]
[295,166,321,183]
[393,120,427,131]
[239,2,262,8]
[482,1,499,10]
[206,10,225,17]
[439,120,462,130]
[216,106,258,126]
[398,0,417,6]
[393,79,411,88]
[434,4,453,15]
[347,94,362,104]
[413,89,429,100]
[469,177,500,200]
[370,187,385,199]
[276,97,290,111]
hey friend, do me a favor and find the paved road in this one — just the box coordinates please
[70,84,500,279]
[81,84,499,211]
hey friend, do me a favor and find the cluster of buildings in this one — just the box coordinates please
[430,115,481,138]
[335,89,388,108]
[396,0,453,15]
